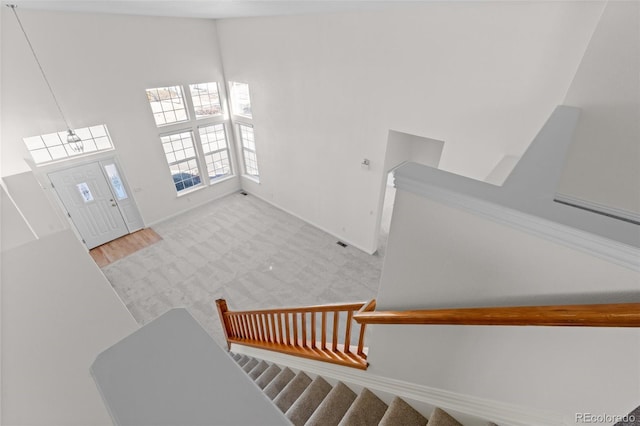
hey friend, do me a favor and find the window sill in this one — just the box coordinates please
[176,184,205,197]
[176,174,238,198]
[242,175,260,184]
[209,175,236,186]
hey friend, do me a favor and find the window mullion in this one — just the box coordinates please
[192,128,209,185]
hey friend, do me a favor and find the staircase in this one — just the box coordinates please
[231,352,492,426]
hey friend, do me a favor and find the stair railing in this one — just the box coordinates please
[352,302,640,327]
[216,298,376,370]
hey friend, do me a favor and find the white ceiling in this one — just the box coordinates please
[3,1,416,20]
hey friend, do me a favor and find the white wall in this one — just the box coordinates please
[216,2,603,252]
[370,189,640,422]
[1,230,139,425]
[0,185,37,252]
[1,9,240,226]
[558,1,640,214]
[484,155,519,186]
[385,131,444,171]
[2,172,67,238]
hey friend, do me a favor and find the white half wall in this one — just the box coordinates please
[0,184,37,252]
[370,189,640,422]
[558,1,640,215]
[484,155,520,186]
[216,2,603,252]
[1,9,240,226]
[1,230,139,425]
[2,172,67,238]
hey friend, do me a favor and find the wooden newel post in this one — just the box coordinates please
[215,299,231,350]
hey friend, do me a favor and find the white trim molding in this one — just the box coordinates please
[394,176,640,272]
[391,106,639,271]
[554,193,640,225]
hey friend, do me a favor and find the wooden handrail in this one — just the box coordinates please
[353,303,640,327]
[215,299,377,370]
[221,302,369,315]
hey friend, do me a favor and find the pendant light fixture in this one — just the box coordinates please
[8,4,84,153]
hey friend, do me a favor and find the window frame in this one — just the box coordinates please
[146,85,190,127]
[146,82,236,195]
[197,122,233,183]
[24,124,115,166]
[228,81,253,119]
[228,81,260,182]
[236,123,260,180]
[188,82,223,120]
[159,129,203,193]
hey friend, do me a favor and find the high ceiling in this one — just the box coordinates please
[3,1,414,20]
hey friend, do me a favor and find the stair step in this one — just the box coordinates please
[236,355,250,367]
[264,367,296,399]
[429,407,463,426]
[273,371,312,413]
[255,364,282,389]
[285,376,333,426]
[242,358,259,373]
[306,382,357,426]
[235,355,483,426]
[338,388,388,426]
[379,397,427,426]
[248,360,270,380]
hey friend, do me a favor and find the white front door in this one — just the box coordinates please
[49,162,129,249]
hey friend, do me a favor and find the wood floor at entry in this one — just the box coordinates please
[90,228,162,267]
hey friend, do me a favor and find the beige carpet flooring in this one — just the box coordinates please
[102,192,384,348]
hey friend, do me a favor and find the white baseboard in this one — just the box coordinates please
[231,344,567,426]
[244,191,377,255]
[146,186,241,228]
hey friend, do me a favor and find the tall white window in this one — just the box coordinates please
[229,82,252,118]
[146,82,233,194]
[229,81,259,180]
[199,124,231,180]
[238,124,259,177]
[160,131,201,191]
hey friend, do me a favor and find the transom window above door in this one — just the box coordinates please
[23,124,114,165]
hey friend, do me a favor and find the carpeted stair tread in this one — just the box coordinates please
[338,387,388,426]
[429,407,463,426]
[379,397,428,426]
[255,364,282,389]
[273,371,312,413]
[234,355,496,426]
[248,360,270,380]
[264,367,296,399]
[306,381,357,426]
[242,358,259,372]
[285,376,333,426]
[236,355,250,367]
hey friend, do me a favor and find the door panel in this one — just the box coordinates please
[49,162,128,249]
